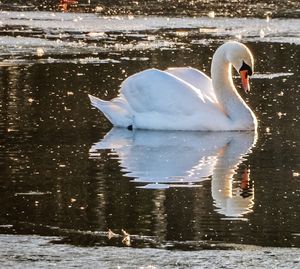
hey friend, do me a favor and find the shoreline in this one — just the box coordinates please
[1,234,299,268]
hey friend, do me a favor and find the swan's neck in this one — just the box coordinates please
[211,47,256,129]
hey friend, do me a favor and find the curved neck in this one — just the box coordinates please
[211,46,256,129]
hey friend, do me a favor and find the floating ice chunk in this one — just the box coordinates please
[87,32,106,37]
[36,47,44,57]
[252,73,294,79]
[14,191,51,196]
[208,11,215,18]
[235,34,242,40]
[95,6,104,13]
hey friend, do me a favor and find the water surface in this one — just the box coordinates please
[0,11,299,251]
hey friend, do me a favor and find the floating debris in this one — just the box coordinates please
[208,11,215,18]
[36,47,45,57]
[122,229,131,246]
[107,229,119,239]
[14,191,52,196]
[94,6,104,13]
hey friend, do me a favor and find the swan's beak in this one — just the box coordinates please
[240,70,250,93]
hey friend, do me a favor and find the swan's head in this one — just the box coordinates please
[225,42,254,93]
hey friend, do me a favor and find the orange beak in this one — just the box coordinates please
[240,70,250,93]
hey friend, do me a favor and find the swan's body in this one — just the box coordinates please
[89,41,257,131]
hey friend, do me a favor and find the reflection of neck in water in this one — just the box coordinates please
[89,128,257,218]
[211,135,255,218]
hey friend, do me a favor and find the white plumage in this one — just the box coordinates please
[89,41,257,131]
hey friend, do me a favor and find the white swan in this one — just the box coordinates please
[88,41,257,131]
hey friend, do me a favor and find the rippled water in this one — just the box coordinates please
[0,10,300,256]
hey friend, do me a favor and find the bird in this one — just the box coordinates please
[88,41,257,131]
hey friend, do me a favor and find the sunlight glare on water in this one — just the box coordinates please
[0,6,299,256]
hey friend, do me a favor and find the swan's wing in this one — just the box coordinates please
[166,67,218,103]
[120,68,216,115]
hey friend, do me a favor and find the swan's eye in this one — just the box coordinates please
[240,61,253,76]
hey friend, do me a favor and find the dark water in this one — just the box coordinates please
[0,12,299,251]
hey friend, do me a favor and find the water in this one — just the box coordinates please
[0,9,300,267]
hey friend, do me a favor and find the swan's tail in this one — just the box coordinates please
[88,94,133,127]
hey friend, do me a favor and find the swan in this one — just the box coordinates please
[88,41,257,131]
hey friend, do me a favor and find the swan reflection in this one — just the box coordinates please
[89,128,256,218]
